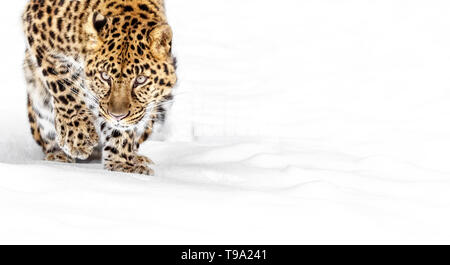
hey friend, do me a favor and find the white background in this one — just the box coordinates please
[2,0,450,244]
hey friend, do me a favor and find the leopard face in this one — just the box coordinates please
[84,11,176,129]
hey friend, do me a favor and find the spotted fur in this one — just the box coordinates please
[22,0,177,175]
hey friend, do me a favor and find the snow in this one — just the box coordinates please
[2,0,450,244]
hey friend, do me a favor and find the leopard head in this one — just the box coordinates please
[84,9,176,129]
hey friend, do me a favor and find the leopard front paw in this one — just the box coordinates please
[104,155,154,175]
[133,155,155,165]
[57,117,99,160]
[45,149,75,163]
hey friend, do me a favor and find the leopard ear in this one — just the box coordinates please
[93,12,107,32]
[148,24,173,60]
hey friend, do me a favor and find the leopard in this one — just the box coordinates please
[22,0,177,175]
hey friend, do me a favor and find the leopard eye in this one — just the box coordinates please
[100,72,111,82]
[135,76,148,86]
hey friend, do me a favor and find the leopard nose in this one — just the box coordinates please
[108,111,129,121]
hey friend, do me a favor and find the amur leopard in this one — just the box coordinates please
[22,0,177,175]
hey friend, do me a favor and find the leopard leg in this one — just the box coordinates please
[133,120,156,165]
[24,51,74,163]
[135,120,155,149]
[25,48,99,160]
[27,95,46,152]
[27,94,74,163]
[101,123,154,175]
